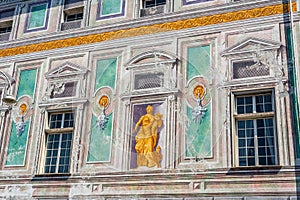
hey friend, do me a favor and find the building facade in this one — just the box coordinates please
[0,0,300,199]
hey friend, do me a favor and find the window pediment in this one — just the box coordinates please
[45,62,88,79]
[42,62,88,103]
[221,37,281,57]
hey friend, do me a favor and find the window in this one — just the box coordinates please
[43,112,74,174]
[61,3,83,31]
[140,0,166,17]
[234,92,277,167]
[0,26,12,34]
[65,12,83,22]
[0,8,14,41]
[143,0,166,8]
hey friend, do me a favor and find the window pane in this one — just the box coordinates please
[259,157,266,165]
[236,96,253,114]
[248,158,255,166]
[237,121,245,129]
[63,113,74,128]
[50,114,63,128]
[239,148,246,156]
[238,139,245,147]
[239,158,246,166]
[267,156,276,165]
[256,94,273,113]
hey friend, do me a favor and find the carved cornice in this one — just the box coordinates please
[0,2,296,58]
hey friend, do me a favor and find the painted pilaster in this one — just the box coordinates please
[55,0,64,32]
[72,104,84,173]
[32,108,45,174]
[11,3,25,40]
[166,95,176,168]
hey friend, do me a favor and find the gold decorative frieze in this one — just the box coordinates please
[0,2,296,58]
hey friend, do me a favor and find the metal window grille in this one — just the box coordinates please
[134,72,164,90]
[45,112,74,174]
[235,93,276,167]
[61,20,82,31]
[233,61,269,79]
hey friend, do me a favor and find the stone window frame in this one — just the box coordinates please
[40,111,75,174]
[231,88,279,168]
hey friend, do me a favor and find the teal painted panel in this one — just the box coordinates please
[17,68,37,99]
[5,121,30,166]
[187,45,210,81]
[95,58,117,90]
[29,4,47,29]
[87,114,112,162]
[186,104,211,158]
[101,0,122,16]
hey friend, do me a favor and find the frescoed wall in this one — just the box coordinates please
[185,45,212,158]
[5,68,37,166]
[87,58,117,162]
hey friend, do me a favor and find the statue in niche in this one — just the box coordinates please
[133,105,163,168]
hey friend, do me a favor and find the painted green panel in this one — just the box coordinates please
[29,4,47,29]
[95,58,117,90]
[186,104,211,158]
[187,45,210,81]
[88,57,117,162]
[17,68,37,99]
[87,114,112,162]
[101,0,122,16]
[5,121,30,166]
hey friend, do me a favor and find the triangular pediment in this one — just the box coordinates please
[221,37,281,56]
[45,62,88,78]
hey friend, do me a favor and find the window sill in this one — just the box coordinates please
[227,165,282,175]
[32,173,71,181]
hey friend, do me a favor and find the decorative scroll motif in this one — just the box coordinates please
[132,105,163,168]
[0,3,296,57]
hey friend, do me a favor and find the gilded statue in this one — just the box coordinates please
[133,105,163,168]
